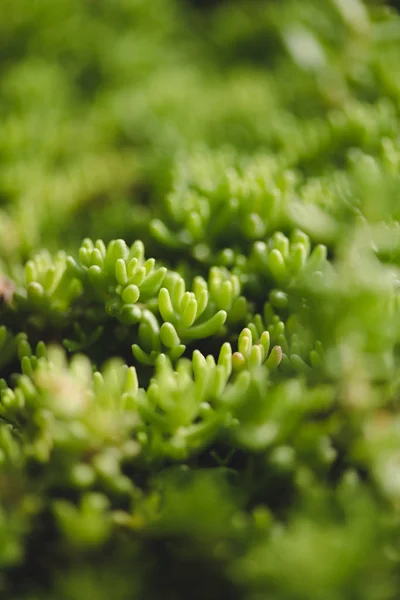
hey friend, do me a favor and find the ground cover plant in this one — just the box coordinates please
[2,0,400,598]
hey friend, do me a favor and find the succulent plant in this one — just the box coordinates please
[2,1,400,599]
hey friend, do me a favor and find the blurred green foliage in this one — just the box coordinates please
[2,0,400,598]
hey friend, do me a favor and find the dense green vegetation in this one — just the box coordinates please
[2,0,400,598]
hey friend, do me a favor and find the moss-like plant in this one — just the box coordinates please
[2,1,400,599]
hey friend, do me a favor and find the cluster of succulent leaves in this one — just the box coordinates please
[2,0,400,598]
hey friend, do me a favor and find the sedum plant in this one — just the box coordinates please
[2,0,400,599]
